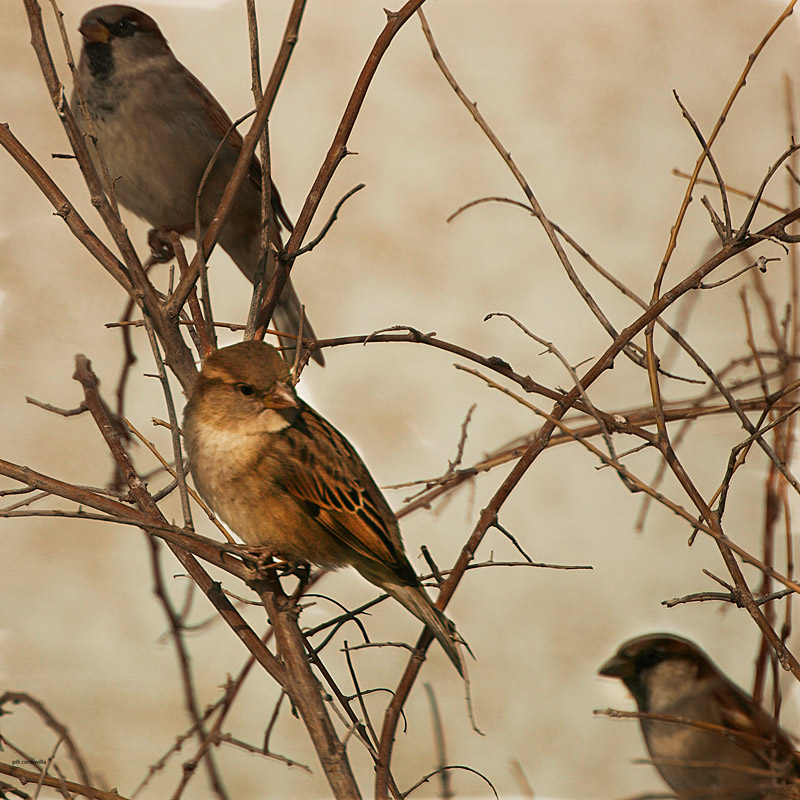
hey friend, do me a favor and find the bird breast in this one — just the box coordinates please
[78,54,218,228]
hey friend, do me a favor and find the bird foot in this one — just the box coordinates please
[237,544,283,572]
[238,545,309,582]
[146,224,194,263]
[147,226,176,262]
[278,560,311,582]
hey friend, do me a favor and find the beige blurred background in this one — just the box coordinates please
[3,0,800,797]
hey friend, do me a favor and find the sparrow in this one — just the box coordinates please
[182,341,464,675]
[73,5,322,364]
[599,633,800,800]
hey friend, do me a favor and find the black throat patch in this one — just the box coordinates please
[85,41,114,83]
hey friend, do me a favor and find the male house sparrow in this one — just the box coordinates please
[600,633,800,800]
[74,5,322,364]
[182,341,463,675]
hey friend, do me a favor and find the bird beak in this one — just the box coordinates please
[79,18,110,44]
[598,653,630,678]
[264,384,298,410]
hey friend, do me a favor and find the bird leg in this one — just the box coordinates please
[286,562,312,603]
[147,224,194,263]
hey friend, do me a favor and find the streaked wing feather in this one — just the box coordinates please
[713,683,798,768]
[184,65,292,236]
[280,407,410,575]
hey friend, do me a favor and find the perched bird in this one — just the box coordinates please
[74,5,322,364]
[599,633,800,800]
[182,341,463,675]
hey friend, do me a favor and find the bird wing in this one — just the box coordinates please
[277,406,416,583]
[183,65,294,235]
[713,682,800,772]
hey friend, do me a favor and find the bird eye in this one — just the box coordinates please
[114,18,138,36]
[235,383,255,397]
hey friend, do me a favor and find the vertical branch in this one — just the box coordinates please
[251,0,431,338]
[785,74,800,359]
[424,683,453,799]
[244,0,272,340]
[752,75,800,708]
[168,232,213,359]
[144,538,230,800]
[251,576,362,800]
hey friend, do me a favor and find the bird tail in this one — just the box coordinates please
[383,582,465,677]
[271,278,325,367]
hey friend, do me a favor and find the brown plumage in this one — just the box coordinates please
[183,341,463,675]
[74,5,322,365]
[600,633,800,800]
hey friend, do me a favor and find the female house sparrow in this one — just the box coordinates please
[74,5,322,364]
[599,633,800,800]
[182,341,464,675]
